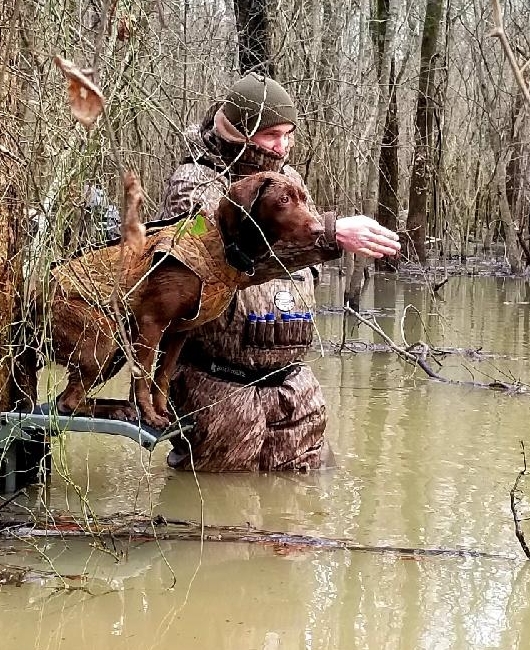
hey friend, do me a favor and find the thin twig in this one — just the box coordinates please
[102,108,140,377]
[92,0,113,74]
[0,144,25,165]
[0,488,26,513]
[89,0,142,379]
[510,440,530,559]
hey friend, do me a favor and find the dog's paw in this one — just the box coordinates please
[143,413,170,430]
[154,407,176,422]
[108,404,138,421]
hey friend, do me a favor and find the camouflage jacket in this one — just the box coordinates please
[51,220,253,331]
[157,124,340,369]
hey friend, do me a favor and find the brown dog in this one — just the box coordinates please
[43,171,324,428]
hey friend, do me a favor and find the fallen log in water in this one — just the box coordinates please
[0,512,513,561]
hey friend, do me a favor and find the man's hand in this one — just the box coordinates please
[335,215,401,258]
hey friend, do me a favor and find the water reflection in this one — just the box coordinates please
[3,268,530,649]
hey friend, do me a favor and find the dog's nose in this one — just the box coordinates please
[310,220,325,236]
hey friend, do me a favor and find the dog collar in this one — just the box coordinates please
[223,177,275,275]
[224,242,256,275]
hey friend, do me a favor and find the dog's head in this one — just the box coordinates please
[216,171,324,274]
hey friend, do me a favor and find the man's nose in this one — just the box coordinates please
[273,135,289,155]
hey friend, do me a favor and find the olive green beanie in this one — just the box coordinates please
[222,73,298,135]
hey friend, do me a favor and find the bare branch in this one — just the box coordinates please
[489,0,530,105]
[510,441,530,560]
[344,306,525,392]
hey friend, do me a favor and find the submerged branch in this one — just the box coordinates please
[0,512,511,561]
[0,562,90,588]
[343,306,526,393]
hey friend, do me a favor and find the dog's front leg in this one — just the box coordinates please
[57,374,94,416]
[152,330,188,419]
[133,317,172,429]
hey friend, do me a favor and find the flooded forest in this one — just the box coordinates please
[2,0,530,648]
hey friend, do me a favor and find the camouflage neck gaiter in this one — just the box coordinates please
[200,110,285,178]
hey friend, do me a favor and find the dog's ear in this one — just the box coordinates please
[230,172,273,215]
[217,172,274,274]
[218,172,272,240]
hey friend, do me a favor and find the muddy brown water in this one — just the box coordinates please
[3,268,530,649]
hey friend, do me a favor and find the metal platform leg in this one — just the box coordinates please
[0,425,50,493]
[1,441,17,493]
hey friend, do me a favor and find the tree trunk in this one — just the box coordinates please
[475,46,523,273]
[344,0,398,305]
[0,0,32,410]
[495,153,521,273]
[233,0,273,76]
[406,0,444,265]
[363,0,397,218]
[375,56,400,272]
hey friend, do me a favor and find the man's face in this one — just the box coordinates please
[250,123,294,158]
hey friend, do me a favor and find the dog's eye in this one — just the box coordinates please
[280,195,290,204]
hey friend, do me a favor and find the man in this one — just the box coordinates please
[158,73,399,472]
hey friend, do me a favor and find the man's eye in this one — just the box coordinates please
[280,195,289,204]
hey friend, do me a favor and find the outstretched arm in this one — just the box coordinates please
[248,211,400,285]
